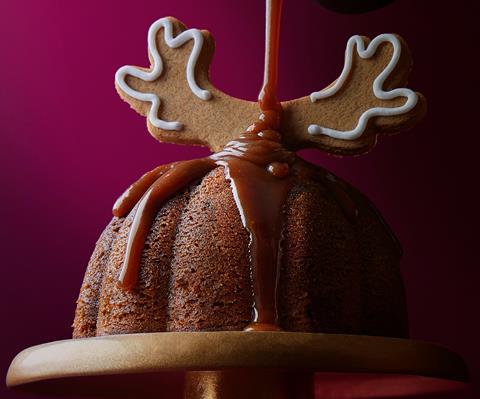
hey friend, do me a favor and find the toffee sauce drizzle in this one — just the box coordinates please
[112,0,366,331]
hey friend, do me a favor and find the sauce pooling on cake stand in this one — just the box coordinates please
[112,0,364,332]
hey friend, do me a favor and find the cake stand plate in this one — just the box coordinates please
[7,332,469,399]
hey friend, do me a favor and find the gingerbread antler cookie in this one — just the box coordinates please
[115,17,426,154]
[282,34,427,154]
[115,17,259,151]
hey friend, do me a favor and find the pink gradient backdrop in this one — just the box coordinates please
[0,0,478,398]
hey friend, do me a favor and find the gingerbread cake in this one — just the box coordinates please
[73,0,424,341]
[73,156,407,338]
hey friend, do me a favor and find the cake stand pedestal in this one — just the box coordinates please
[7,332,469,399]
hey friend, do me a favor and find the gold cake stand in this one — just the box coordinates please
[7,332,469,398]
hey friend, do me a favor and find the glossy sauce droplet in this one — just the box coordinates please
[268,162,289,178]
[258,129,282,141]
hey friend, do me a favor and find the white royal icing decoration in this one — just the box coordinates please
[308,34,418,141]
[115,18,212,131]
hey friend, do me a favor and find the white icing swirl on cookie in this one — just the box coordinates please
[308,34,418,140]
[115,17,212,131]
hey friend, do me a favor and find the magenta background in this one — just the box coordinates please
[0,0,478,398]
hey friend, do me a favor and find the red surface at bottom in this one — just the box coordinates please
[11,372,469,399]
[314,373,470,399]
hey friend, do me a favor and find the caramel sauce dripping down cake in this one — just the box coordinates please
[73,0,426,338]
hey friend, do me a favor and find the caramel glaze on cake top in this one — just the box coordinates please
[73,0,408,337]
